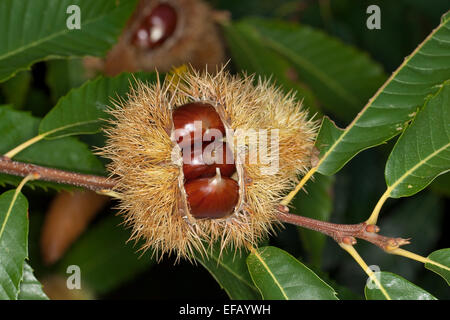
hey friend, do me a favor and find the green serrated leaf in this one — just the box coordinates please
[0,189,28,299]
[246,246,338,300]
[425,249,450,285]
[0,0,139,82]
[442,10,450,22]
[57,215,154,295]
[292,174,334,267]
[195,244,261,300]
[225,18,386,121]
[314,13,450,176]
[0,106,105,189]
[39,72,158,139]
[385,82,450,198]
[0,105,39,153]
[18,262,48,300]
[0,106,104,173]
[365,272,437,300]
[16,138,105,175]
[222,21,321,115]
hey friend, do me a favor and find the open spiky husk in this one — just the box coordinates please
[101,68,317,261]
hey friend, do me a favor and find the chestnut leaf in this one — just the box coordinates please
[38,72,158,139]
[0,189,28,299]
[0,106,105,190]
[314,12,450,176]
[425,249,450,285]
[195,243,261,300]
[0,0,139,82]
[365,272,436,300]
[246,246,338,300]
[385,82,450,198]
[225,18,385,122]
[18,263,48,300]
[222,21,321,116]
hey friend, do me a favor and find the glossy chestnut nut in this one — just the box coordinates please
[185,169,239,219]
[173,102,225,147]
[183,142,236,181]
[132,3,177,49]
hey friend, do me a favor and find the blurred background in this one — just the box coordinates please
[0,0,449,299]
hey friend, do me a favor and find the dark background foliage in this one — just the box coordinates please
[1,0,448,299]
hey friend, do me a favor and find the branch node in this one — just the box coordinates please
[385,238,411,251]
[342,236,357,245]
[31,172,41,179]
[365,224,380,233]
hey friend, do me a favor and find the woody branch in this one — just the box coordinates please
[0,156,410,251]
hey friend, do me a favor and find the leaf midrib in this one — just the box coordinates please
[388,141,450,193]
[315,16,449,174]
[251,249,289,300]
[0,3,123,61]
[40,119,101,137]
[0,192,20,242]
[247,23,360,108]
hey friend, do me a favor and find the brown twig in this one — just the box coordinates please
[0,156,411,251]
[0,156,116,191]
[276,208,410,251]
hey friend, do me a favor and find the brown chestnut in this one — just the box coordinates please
[185,169,239,219]
[183,142,236,181]
[132,3,177,49]
[173,102,225,147]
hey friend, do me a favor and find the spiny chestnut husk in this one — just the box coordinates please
[101,68,317,260]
